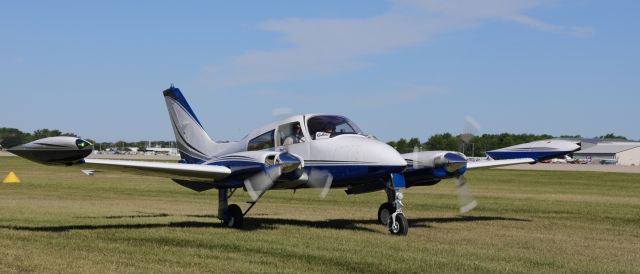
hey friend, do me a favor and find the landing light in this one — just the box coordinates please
[76,139,92,149]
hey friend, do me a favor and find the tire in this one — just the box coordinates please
[388,213,409,236]
[378,202,395,225]
[225,204,244,229]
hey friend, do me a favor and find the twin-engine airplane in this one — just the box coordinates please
[8,86,579,235]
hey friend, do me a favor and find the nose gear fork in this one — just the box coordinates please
[379,174,409,235]
[389,192,406,234]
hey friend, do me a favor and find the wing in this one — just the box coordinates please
[81,159,231,181]
[466,158,535,169]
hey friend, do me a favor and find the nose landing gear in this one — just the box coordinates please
[377,202,395,226]
[378,177,409,236]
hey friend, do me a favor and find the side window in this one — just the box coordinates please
[248,130,275,151]
[278,122,306,145]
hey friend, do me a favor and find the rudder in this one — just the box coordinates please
[163,86,218,163]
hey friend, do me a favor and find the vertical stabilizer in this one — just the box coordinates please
[163,86,218,163]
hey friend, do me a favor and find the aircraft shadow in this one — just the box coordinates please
[0,215,529,234]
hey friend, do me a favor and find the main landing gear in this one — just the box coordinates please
[217,187,266,229]
[377,179,408,235]
[218,188,244,229]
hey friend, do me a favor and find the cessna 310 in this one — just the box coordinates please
[8,86,577,235]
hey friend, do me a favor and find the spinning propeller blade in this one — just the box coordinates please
[454,175,477,214]
[306,169,334,198]
[244,165,282,201]
[460,115,481,144]
[412,146,421,169]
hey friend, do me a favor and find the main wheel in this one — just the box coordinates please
[224,204,244,229]
[378,202,395,225]
[388,213,409,236]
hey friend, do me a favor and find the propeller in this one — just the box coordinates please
[305,168,334,198]
[454,174,477,214]
[456,115,480,213]
[243,152,304,201]
[459,115,481,144]
[412,146,422,169]
[243,165,282,201]
[433,152,478,214]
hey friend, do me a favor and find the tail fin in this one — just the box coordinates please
[163,86,218,163]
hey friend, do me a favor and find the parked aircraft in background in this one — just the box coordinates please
[8,86,576,235]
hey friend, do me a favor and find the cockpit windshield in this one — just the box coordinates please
[307,115,364,140]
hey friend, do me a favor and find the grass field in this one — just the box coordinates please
[0,157,639,274]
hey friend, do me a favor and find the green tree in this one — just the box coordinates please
[423,133,458,151]
[596,133,627,140]
[0,128,29,148]
[31,129,63,140]
[394,138,409,153]
[407,138,421,152]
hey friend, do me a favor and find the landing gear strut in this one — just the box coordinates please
[218,188,243,228]
[378,178,408,235]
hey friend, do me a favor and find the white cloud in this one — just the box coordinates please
[204,0,593,87]
[508,14,595,37]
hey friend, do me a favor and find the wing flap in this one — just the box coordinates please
[82,159,231,181]
[466,158,535,169]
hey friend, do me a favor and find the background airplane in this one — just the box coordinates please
[8,86,578,235]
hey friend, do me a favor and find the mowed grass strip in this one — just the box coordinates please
[0,157,639,273]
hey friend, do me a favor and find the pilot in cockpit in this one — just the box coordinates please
[283,123,306,145]
[323,125,335,135]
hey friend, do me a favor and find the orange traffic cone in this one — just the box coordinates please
[2,171,21,184]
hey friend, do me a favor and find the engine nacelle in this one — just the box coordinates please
[7,136,93,165]
[402,150,468,186]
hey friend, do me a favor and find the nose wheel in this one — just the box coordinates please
[380,180,409,235]
[388,212,408,235]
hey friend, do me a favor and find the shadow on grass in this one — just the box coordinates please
[0,215,529,234]
[0,221,221,232]
[74,211,267,220]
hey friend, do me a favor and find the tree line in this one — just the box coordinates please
[0,128,78,148]
[0,127,175,151]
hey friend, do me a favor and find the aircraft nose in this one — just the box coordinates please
[387,148,408,166]
[314,135,407,168]
[372,140,407,167]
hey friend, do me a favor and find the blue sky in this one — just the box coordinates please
[1,0,638,142]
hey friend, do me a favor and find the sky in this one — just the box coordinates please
[1,0,639,142]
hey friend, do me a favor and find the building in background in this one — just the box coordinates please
[553,138,640,166]
[554,138,635,150]
[573,143,640,166]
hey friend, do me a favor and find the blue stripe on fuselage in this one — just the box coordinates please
[304,164,405,187]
